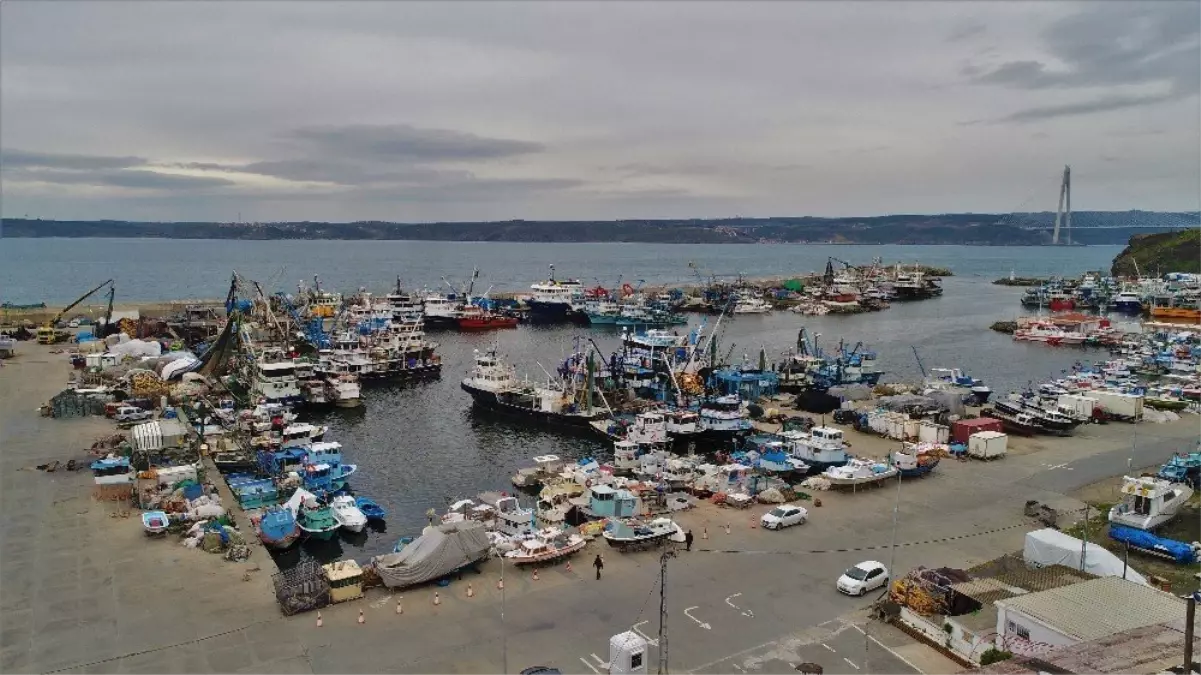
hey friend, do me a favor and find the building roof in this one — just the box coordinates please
[970,619,1200,674]
[996,576,1185,642]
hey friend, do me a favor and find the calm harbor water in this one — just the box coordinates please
[0,239,1126,563]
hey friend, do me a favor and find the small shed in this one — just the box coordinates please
[322,560,365,604]
[951,417,1002,444]
[131,419,187,452]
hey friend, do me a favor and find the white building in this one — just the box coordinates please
[995,576,1188,656]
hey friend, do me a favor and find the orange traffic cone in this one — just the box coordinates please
[532,568,540,581]
[750,517,757,529]
[565,560,572,572]
[433,591,442,606]
[497,578,504,591]
[396,598,403,615]
[358,609,365,625]
[467,583,475,598]
[316,611,323,628]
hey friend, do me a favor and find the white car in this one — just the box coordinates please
[836,561,889,596]
[760,504,808,530]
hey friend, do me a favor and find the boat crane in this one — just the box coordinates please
[37,278,115,344]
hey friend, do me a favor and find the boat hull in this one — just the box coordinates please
[461,383,602,428]
[897,458,939,478]
[525,300,575,323]
[505,540,587,565]
[299,527,339,541]
[603,532,673,550]
[458,317,519,330]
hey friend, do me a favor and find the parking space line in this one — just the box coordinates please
[844,658,860,670]
[868,634,924,674]
[821,642,836,652]
[579,657,600,674]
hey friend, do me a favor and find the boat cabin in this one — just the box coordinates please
[1108,476,1193,530]
[587,485,639,519]
[612,440,640,473]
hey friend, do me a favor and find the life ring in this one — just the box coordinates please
[622,283,635,297]
[585,479,593,488]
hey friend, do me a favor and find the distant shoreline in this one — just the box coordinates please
[4,214,1195,245]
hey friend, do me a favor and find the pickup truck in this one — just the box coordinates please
[114,406,153,423]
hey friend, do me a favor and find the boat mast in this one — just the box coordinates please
[657,549,675,674]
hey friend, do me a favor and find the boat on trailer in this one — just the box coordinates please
[1107,476,1193,530]
[822,458,898,488]
[504,527,587,565]
[602,517,682,551]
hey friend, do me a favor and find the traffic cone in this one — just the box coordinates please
[396,598,403,615]
[725,523,731,535]
[358,609,365,625]
[316,611,323,628]
[497,578,504,590]
[702,527,708,540]
[433,591,441,606]
[565,560,572,572]
[532,568,540,581]
[467,583,475,598]
[750,517,757,529]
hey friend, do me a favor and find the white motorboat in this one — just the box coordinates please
[329,495,368,533]
[822,458,898,487]
[602,517,684,551]
[504,527,587,565]
[733,297,772,314]
[511,454,565,489]
[1108,476,1194,531]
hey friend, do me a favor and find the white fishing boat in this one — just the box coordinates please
[504,527,587,565]
[822,458,898,487]
[511,454,565,489]
[1107,476,1194,531]
[732,297,772,314]
[329,495,368,533]
[602,517,683,551]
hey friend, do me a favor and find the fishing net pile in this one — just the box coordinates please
[888,566,971,616]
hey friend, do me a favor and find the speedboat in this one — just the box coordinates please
[1108,476,1193,530]
[330,495,368,533]
[602,517,682,551]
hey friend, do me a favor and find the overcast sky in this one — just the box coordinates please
[2,1,1198,222]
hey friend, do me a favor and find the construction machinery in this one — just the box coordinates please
[37,279,115,345]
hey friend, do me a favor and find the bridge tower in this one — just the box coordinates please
[1051,165,1071,245]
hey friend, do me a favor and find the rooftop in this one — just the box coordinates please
[971,619,1200,674]
[996,576,1186,643]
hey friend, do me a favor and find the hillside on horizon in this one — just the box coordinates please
[3,211,1198,245]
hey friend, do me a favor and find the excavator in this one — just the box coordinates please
[37,279,116,345]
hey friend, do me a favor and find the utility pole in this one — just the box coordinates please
[1079,503,1090,573]
[658,549,675,675]
[501,555,507,675]
[1184,592,1197,673]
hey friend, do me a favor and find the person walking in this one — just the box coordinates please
[685,529,694,552]
[593,554,604,580]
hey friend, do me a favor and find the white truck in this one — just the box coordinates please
[1056,393,1100,422]
[1086,390,1144,422]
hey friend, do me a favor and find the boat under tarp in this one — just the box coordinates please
[1109,525,1197,565]
[371,521,491,589]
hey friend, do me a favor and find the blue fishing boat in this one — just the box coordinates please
[890,445,940,478]
[225,475,280,509]
[257,505,300,549]
[1158,452,1201,489]
[355,496,387,520]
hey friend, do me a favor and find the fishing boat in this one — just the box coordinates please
[141,510,170,536]
[504,527,587,565]
[421,294,464,329]
[732,297,772,314]
[354,496,387,520]
[925,367,992,404]
[256,505,301,549]
[511,455,565,489]
[995,397,1079,435]
[461,347,607,427]
[330,495,368,533]
[780,426,850,473]
[822,458,898,487]
[525,267,585,323]
[890,444,940,478]
[602,517,682,551]
[1110,290,1143,314]
[296,497,340,540]
[981,408,1044,436]
[458,305,519,331]
[280,422,327,448]
[1107,476,1194,530]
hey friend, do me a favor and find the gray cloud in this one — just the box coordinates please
[998,92,1179,123]
[2,148,145,170]
[969,2,1200,122]
[288,124,543,162]
[1,2,1198,219]
[5,167,235,189]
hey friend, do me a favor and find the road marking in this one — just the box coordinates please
[1042,462,1072,471]
[844,657,860,669]
[867,634,924,674]
[822,643,835,653]
[683,606,712,630]
[732,664,746,673]
[686,639,779,673]
[632,620,660,646]
[368,593,394,609]
[848,623,866,635]
[579,657,600,674]
[725,593,754,617]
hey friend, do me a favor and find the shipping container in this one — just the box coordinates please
[951,417,1003,444]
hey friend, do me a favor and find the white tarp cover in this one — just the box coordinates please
[130,419,186,451]
[371,521,491,589]
[1023,528,1149,586]
[161,354,201,381]
[110,338,162,358]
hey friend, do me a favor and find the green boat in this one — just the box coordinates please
[1146,397,1190,411]
[297,500,340,540]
